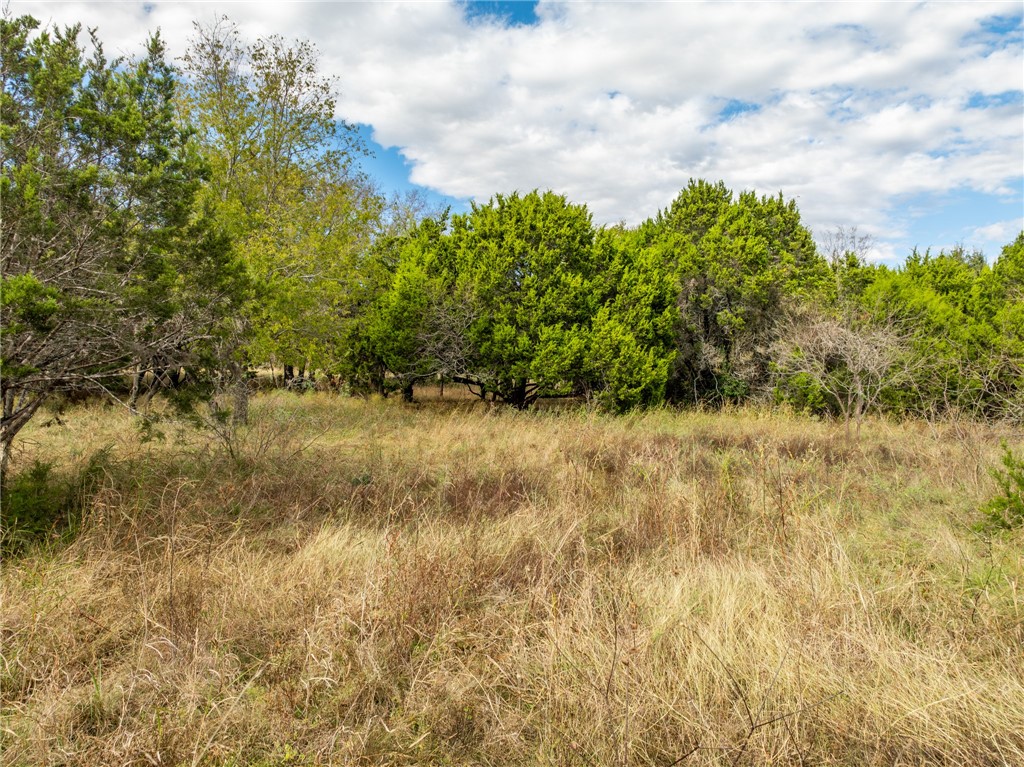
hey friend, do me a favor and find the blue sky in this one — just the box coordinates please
[354,124,469,215]
[13,0,1024,263]
[463,1,540,27]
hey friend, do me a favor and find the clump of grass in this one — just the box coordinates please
[1,392,1022,765]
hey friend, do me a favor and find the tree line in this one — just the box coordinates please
[352,187,1022,427]
[2,15,1022,477]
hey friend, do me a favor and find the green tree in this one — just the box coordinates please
[343,213,454,399]
[649,180,828,403]
[860,243,1021,420]
[0,15,242,482]
[445,191,599,408]
[989,233,1024,421]
[584,226,676,411]
[180,18,380,413]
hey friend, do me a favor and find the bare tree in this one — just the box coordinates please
[773,307,916,439]
[378,189,446,238]
[416,287,481,397]
[819,225,875,266]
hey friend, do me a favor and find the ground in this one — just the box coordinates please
[1,390,1022,765]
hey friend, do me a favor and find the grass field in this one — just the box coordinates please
[2,390,1023,765]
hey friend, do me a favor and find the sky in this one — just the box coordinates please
[10,0,1024,263]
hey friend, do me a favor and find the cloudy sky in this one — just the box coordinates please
[12,0,1024,262]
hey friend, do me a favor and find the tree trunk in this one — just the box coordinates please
[128,366,143,411]
[508,379,529,410]
[0,427,12,494]
[0,395,46,492]
[853,376,865,440]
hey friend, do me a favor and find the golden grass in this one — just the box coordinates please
[2,391,1023,765]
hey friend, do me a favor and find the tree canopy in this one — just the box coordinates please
[180,18,381,386]
[0,15,244,478]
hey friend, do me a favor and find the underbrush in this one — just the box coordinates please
[1,393,1022,765]
[978,442,1024,531]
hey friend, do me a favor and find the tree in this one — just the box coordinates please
[0,15,242,482]
[446,190,599,408]
[180,18,380,415]
[988,233,1024,421]
[358,213,454,399]
[776,234,1024,426]
[861,243,1020,421]
[584,226,676,411]
[773,308,913,439]
[819,225,880,305]
[649,180,829,404]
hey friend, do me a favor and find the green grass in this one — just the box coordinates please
[1,390,1022,765]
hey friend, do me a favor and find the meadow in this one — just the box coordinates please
[1,390,1022,766]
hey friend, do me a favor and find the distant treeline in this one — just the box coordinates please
[342,185,1023,427]
[2,14,1022,476]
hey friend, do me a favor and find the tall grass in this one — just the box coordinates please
[2,391,1022,765]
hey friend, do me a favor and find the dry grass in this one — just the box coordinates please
[2,391,1023,765]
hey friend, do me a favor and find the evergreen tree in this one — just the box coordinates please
[0,15,243,481]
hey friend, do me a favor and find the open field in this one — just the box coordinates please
[2,391,1023,766]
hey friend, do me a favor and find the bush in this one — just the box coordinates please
[773,371,833,416]
[1,449,112,554]
[979,443,1024,531]
[2,461,69,552]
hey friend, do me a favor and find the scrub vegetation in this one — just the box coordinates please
[3,13,1023,766]
[2,392,1023,765]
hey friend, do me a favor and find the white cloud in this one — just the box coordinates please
[972,219,1024,243]
[10,0,1024,255]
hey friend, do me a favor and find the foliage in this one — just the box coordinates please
[772,307,914,437]
[1,461,67,551]
[772,370,830,415]
[443,191,599,407]
[0,448,111,553]
[0,14,242,480]
[583,226,676,411]
[2,10,1021,432]
[979,443,1024,531]
[861,242,1022,421]
[769,232,1023,427]
[180,18,382,380]
[647,180,829,404]
[356,190,606,408]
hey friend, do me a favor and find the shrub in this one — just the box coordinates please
[979,442,1024,531]
[773,370,832,416]
[2,461,69,552]
[1,448,112,554]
